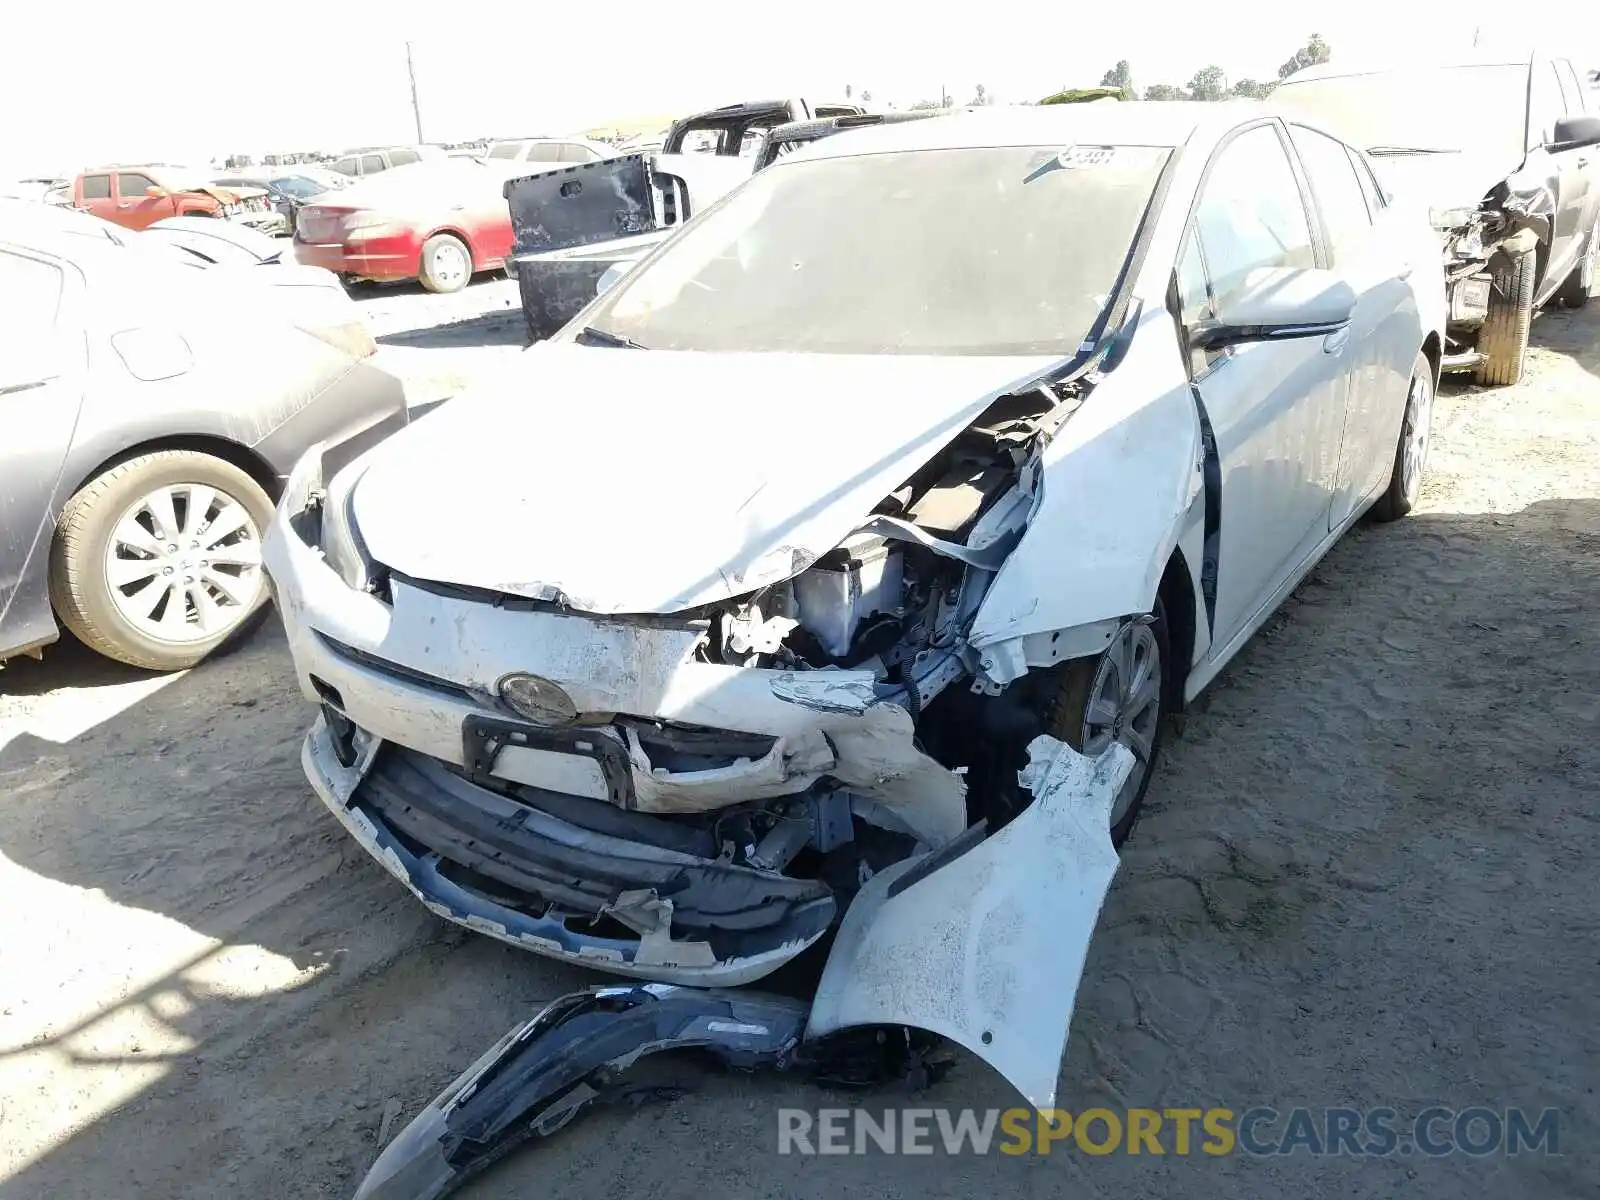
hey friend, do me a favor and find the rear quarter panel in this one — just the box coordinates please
[58,263,375,503]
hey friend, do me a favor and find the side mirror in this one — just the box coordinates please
[145,186,168,198]
[1190,267,1355,352]
[1552,114,1600,151]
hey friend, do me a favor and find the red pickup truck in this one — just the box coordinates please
[73,166,284,234]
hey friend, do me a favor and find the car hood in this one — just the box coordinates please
[1366,148,1522,212]
[352,343,1057,613]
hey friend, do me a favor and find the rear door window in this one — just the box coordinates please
[556,143,595,163]
[389,148,420,166]
[333,157,358,175]
[525,142,563,162]
[361,154,386,174]
[1289,125,1374,262]
[0,250,65,361]
[487,142,522,160]
[81,174,111,200]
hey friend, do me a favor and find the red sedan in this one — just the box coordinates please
[293,159,528,293]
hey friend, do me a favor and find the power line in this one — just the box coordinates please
[406,42,424,143]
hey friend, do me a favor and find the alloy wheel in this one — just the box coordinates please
[1080,620,1162,828]
[1400,369,1433,506]
[104,483,265,643]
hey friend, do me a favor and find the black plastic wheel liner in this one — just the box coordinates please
[355,984,949,1200]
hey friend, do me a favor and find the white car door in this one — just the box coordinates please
[1287,124,1421,529]
[1175,121,1351,652]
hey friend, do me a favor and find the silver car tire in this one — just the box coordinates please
[48,450,274,670]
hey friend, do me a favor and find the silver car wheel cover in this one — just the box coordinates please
[104,483,264,643]
[1400,368,1433,505]
[432,241,468,286]
[1079,620,1161,827]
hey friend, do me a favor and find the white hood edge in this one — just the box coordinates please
[352,343,1060,614]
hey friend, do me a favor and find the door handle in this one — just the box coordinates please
[0,378,53,396]
[1322,327,1351,355]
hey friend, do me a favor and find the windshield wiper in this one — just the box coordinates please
[577,325,647,349]
[1366,145,1460,157]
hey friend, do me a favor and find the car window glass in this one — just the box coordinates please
[389,149,420,166]
[0,252,64,364]
[525,143,563,162]
[1289,126,1372,261]
[1193,124,1315,305]
[1175,230,1212,325]
[487,142,522,160]
[556,143,592,162]
[117,173,158,197]
[81,174,111,200]
[361,154,385,173]
[334,157,358,174]
[1346,147,1387,216]
[1529,64,1564,147]
[1553,60,1581,114]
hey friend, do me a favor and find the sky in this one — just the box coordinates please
[6,0,1599,174]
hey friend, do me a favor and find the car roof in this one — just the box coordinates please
[778,101,1264,165]
[1282,52,1534,86]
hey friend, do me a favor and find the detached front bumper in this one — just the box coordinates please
[302,717,835,984]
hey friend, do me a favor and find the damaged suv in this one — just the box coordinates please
[265,104,1443,1112]
[1275,52,1600,386]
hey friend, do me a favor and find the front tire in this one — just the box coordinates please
[48,451,273,670]
[1043,601,1169,847]
[1371,350,1434,523]
[418,232,472,294]
[1474,243,1535,387]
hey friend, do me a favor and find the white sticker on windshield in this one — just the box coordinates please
[1056,145,1116,169]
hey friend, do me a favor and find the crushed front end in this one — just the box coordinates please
[262,386,1064,985]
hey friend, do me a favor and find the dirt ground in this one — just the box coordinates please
[1,283,1596,1199]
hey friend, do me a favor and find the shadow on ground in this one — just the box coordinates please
[377,311,528,351]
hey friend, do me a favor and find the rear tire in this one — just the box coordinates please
[1555,220,1597,309]
[1474,243,1535,387]
[419,232,472,294]
[49,451,273,671]
[1371,351,1434,522]
[1043,599,1169,847]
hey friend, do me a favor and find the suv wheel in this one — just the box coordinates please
[1475,242,1536,388]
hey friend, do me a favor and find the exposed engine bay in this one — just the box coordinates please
[704,390,1049,675]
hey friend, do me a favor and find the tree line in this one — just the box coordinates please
[1099,33,1330,102]
[856,33,1331,113]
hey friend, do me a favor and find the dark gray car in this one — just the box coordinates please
[0,202,408,670]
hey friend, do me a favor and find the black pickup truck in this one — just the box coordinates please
[503,103,937,341]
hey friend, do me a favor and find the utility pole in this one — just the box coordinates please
[406,41,424,144]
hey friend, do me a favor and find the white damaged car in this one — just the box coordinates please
[265,103,1444,1130]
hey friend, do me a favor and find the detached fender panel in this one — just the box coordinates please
[357,985,812,1200]
[969,316,1202,664]
[804,736,1131,1110]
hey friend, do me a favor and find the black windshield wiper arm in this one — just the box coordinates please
[576,325,647,349]
[1365,145,1460,156]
